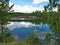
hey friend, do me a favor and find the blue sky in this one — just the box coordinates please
[9,0,49,13]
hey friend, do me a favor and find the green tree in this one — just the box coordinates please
[44,6,47,12]
[58,4,60,12]
[48,0,59,12]
[0,0,14,42]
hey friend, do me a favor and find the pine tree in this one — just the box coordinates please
[0,0,14,42]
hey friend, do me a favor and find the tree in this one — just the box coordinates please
[0,0,14,42]
[58,4,60,12]
[48,0,59,12]
[44,6,47,12]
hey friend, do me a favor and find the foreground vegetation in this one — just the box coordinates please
[0,30,41,45]
[0,0,60,45]
[0,41,29,45]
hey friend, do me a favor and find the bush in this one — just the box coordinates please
[0,29,15,42]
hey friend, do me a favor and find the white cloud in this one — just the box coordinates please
[53,7,58,12]
[7,22,17,30]
[9,2,44,13]
[7,22,43,30]
[7,22,33,30]
[19,22,32,27]
[13,5,33,13]
[9,2,58,13]
[47,7,58,12]
[33,0,49,4]
[9,2,13,7]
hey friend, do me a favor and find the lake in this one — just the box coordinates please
[7,21,51,40]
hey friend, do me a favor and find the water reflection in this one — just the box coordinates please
[7,21,50,40]
[7,22,50,31]
[7,21,33,30]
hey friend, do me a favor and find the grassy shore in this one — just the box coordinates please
[0,41,29,45]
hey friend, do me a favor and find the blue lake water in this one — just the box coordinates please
[7,22,51,40]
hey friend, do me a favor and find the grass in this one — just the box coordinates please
[0,41,29,45]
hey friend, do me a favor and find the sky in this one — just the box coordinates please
[9,0,59,13]
[9,0,57,13]
[9,0,49,13]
